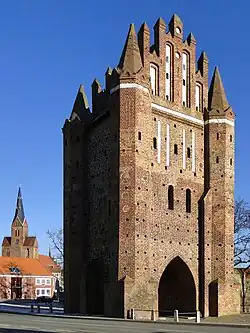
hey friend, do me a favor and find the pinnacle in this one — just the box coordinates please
[155,17,166,27]
[171,14,182,24]
[208,67,229,113]
[105,67,112,75]
[140,22,150,31]
[187,32,196,44]
[78,84,89,109]
[118,23,143,74]
[70,84,90,121]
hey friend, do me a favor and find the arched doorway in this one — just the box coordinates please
[158,257,196,316]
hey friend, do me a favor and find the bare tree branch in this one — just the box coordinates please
[234,199,250,312]
[47,229,63,265]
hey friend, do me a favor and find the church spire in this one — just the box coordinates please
[49,245,52,258]
[118,23,143,74]
[208,67,230,113]
[13,187,25,224]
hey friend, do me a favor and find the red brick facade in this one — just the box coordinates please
[63,14,240,319]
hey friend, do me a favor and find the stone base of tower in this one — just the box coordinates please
[218,282,240,316]
[122,279,158,320]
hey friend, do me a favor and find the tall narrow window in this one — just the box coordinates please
[26,248,30,258]
[168,185,174,210]
[216,156,219,163]
[150,64,158,96]
[217,133,220,140]
[182,53,189,107]
[165,44,171,101]
[195,83,202,111]
[153,137,157,149]
[138,132,141,140]
[187,147,191,158]
[186,189,191,213]
[230,135,233,142]
[174,144,178,155]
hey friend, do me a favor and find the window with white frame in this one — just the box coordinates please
[165,44,171,100]
[41,289,45,295]
[150,64,158,96]
[41,279,45,285]
[46,289,50,296]
[46,279,51,285]
[182,53,189,107]
[36,278,41,285]
[195,83,202,111]
[36,289,40,296]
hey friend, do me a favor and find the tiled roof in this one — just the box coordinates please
[2,237,11,247]
[23,236,37,247]
[0,256,53,276]
[38,255,61,273]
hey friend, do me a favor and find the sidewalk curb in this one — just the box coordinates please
[1,309,250,329]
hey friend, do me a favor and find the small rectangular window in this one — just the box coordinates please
[187,148,191,158]
[138,132,141,140]
[174,144,178,155]
[217,133,220,140]
[41,279,45,285]
[166,56,169,63]
[230,158,233,166]
[41,289,45,295]
[153,137,157,149]
[183,79,186,86]
[36,289,40,296]
[230,135,233,142]
[166,73,169,79]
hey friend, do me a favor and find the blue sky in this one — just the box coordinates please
[0,0,249,255]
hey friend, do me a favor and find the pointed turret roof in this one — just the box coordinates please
[208,67,229,112]
[70,84,90,121]
[118,23,143,74]
[13,187,25,224]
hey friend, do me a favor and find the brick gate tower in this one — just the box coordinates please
[63,14,240,319]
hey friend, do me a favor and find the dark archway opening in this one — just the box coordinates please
[209,280,218,316]
[86,258,104,315]
[158,257,196,317]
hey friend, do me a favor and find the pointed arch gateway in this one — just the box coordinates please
[158,256,196,316]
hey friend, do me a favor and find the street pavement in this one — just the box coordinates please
[0,313,249,333]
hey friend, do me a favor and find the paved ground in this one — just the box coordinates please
[204,314,250,324]
[0,313,249,333]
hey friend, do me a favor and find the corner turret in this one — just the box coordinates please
[118,23,143,76]
[208,67,233,118]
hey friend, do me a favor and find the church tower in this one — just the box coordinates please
[63,14,240,319]
[2,188,38,259]
[10,187,28,256]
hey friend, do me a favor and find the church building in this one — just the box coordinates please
[2,187,38,259]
